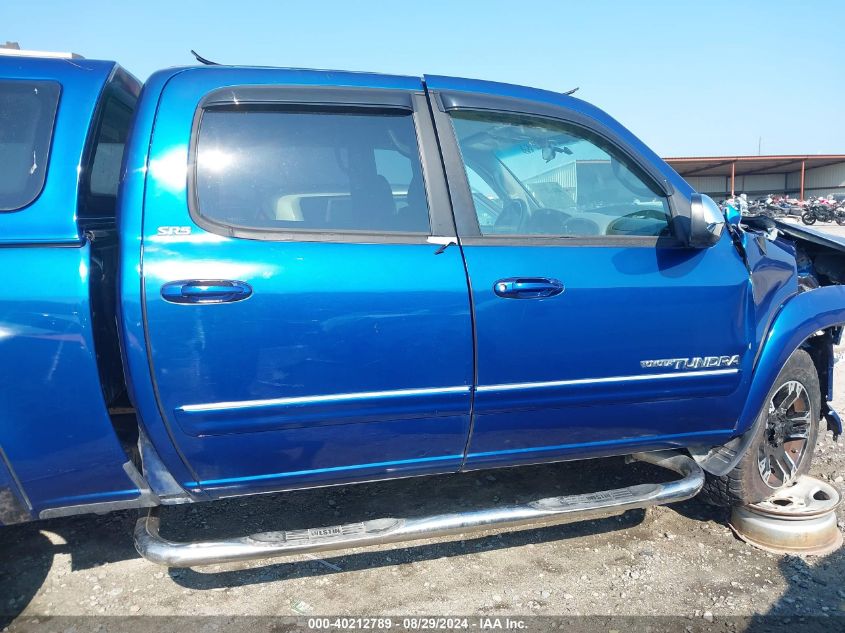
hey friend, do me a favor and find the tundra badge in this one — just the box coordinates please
[640,355,740,370]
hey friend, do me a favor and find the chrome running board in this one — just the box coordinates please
[134,451,703,567]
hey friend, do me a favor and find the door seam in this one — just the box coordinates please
[421,81,479,470]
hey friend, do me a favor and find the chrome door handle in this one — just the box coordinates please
[493,277,564,299]
[161,280,252,304]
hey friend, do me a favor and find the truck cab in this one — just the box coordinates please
[124,66,762,495]
[3,53,845,567]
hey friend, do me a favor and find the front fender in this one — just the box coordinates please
[738,284,845,434]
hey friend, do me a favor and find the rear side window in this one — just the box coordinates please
[80,93,134,218]
[194,108,430,234]
[0,80,60,211]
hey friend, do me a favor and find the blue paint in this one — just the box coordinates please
[174,386,471,437]
[3,59,843,522]
[738,284,845,433]
[0,57,115,244]
[44,488,140,506]
[466,429,734,459]
[0,57,144,518]
[0,243,142,514]
[458,238,754,466]
[194,453,464,487]
[116,67,204,493]
[128,68,473,495]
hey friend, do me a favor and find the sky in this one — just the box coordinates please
[3,0,843,157]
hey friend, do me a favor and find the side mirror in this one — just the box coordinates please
[688,194,725,248]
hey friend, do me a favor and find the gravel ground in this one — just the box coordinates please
[2,222,845,630]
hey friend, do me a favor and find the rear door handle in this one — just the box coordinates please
[161,280,252,304]
[493,277,564,299]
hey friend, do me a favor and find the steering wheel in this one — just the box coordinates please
[535,208,571,220]
[561,216,601,236]
[527,208,572,235]
[620,208,667,221]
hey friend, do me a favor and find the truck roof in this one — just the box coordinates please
[0,55,572,107]
[0,54,119,82]
[147,63,562,98]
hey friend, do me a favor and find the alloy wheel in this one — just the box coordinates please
[757,380,812,489]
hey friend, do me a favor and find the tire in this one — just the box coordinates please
[801,212,816,225]
[700,349,821,507]
[837,214,845,226]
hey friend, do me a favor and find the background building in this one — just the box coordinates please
[665,155,845,201]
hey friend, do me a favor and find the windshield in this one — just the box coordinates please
[0,80,61,211]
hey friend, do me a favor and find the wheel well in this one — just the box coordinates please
[692,327,843,475]
[801,326,842,437]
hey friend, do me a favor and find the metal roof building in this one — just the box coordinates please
[664,155,845,200]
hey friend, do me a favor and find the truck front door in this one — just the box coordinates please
[140,70,473,496]
[427,83,753,469]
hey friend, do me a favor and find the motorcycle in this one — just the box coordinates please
[726,192,845,226]
[801,198,845,225]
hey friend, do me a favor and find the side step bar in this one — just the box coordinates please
[134,451,703,567]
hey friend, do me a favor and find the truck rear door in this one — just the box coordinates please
[140,70,472,495]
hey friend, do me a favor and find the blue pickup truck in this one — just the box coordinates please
[2,51,844,567]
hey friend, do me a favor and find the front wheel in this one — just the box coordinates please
[801,212,817,225]
[700,349,820,507]
[836,213,845,226]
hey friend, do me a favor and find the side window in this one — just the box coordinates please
[81,92,134,218]
[195,107,430,234]
[0,80,60,212]
[450,111,671,238]
[465,165,502,231]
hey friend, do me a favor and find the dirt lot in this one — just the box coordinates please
[2,224,845,630]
